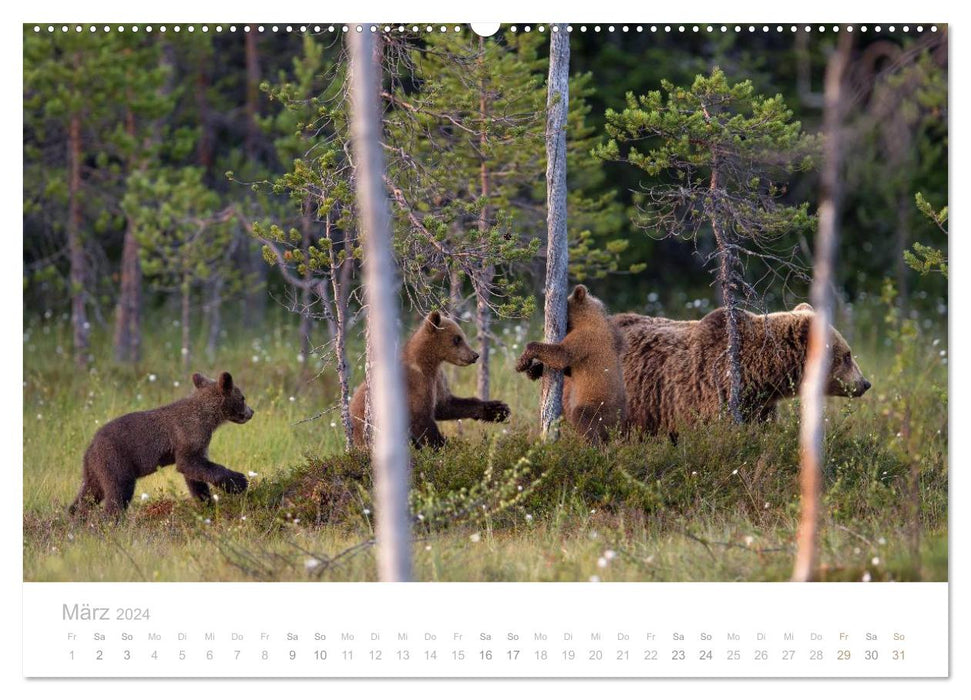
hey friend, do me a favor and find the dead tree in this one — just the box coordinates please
[349,25,412,583]
[540,25,571,440]
[793,30,853,583]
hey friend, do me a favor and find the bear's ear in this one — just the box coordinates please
[192,373,212,389]
[425,310,442,330]
[218,371,234,394]
[571,284,588,302]
[793,302,814,313]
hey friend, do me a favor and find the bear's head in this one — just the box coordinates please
[423,311,479,366]
[192,371,255,424]
[793,303,871,398]
[566,284,608,331]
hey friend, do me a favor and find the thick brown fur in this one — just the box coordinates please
[515,285,628,444]
[614,302,871,439]
[69,372,254,517]
[349,311,510,449]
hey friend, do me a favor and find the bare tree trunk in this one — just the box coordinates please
[540,26,571,441]
[793,30,852,583]
[475,36,493,400]
[349,25,412,582]
[711,198,743,424]
[299,204,315,362]
[67,82,89,368]
[327,213,354,450]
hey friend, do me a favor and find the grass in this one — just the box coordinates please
[22,298,948,582]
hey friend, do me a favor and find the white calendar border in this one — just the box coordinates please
[6,0,964,695]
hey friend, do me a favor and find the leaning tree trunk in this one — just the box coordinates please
[540,25,571,441]
[793,30,852,583]
[349,25,412,583]
[67,62,89,369]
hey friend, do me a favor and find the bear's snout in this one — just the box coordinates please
[471,351,480,363]
[857,379,872,396]
[235,406,255,424]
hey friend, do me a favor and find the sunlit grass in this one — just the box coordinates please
[22,299,947,582]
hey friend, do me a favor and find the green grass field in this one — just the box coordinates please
[22,299,948,582]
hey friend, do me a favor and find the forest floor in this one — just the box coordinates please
[22,298,948,582]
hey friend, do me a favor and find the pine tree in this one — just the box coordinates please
[251,34,360,448]
[24,27,171,367]
[384,28,633,399]
[595,67,813,422]
[122,167,237,370]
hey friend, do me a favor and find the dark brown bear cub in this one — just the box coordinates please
[515,285,628,444]
[69,372,254,517]
[349,311,510,449]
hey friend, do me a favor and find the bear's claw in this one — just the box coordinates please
[218,471,249,494]
[481,400,511,422]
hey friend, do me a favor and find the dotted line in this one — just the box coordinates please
[30,24,942,35]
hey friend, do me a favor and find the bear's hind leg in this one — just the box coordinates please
[102,475,136,517]
[68,478,103,516]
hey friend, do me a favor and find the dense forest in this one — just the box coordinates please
[23,25,948,367]
[23,25,949,583]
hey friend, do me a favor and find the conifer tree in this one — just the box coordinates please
[596,67,813,422]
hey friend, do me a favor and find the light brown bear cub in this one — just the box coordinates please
[70,372,254,517]
[613,302,871,439]
[515,285,628,444]
[349,311,510,449]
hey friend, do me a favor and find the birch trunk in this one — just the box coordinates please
[349,26,412,582]
[793,31,852,583]
[475,36,493,400]
[540,26,571,440]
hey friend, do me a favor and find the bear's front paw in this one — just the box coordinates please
[515,345,538,373]
[525,361,544,381]
[218,471,249,494]
[481,400,511,422]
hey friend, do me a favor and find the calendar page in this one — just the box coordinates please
[19,4,954,689]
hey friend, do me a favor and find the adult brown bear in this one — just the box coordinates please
[614,303,870,439]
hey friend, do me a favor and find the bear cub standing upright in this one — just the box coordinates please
[516,285,628,444]
[349,311,510,449]
[70,371,254,516]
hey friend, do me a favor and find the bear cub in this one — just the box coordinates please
[350,311,510,449]
[70,371,254,517]
[516,285,628,444]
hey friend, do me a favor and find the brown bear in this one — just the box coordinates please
[69,372,254,517]
[613,302,871,438]
[515,285,628,444]
[349,311,510,449]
